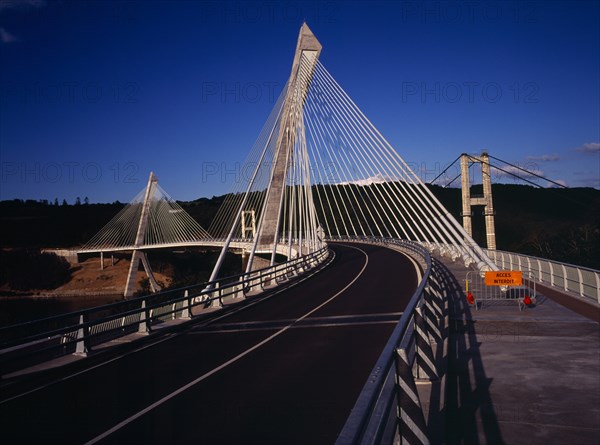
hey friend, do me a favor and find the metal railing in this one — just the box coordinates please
[332,237,448,445]
[465,270,537,311]
[483,249,600,304]
[0,247,330,373]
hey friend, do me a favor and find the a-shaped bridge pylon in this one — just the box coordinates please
[79,172,212,297]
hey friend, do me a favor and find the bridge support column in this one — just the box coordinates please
[460,152,497,250]
[460,155,472,237]
[124,250,162,298]
[251,23,322,270]
[480,152,497,250]
[123,172,161,298]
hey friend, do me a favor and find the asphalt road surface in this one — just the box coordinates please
[0,242,420,445]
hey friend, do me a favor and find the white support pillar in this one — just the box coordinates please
[480,152,497,250]
[460,154,473,238]
[253,23,322,269]
[124,172,158,298]
[460,152,497,250]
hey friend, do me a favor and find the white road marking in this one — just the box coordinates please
[398,250,423,285]
[83,245,369,445]
[0,250,337,405]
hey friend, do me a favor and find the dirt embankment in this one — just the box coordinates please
[1,256,172,299]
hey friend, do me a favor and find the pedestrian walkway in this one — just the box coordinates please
[439,257,600,444]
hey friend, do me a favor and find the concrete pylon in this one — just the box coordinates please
[480,152,497,250]
[254,23,322,264]
[459,152,497,250]
[124,172,163,297]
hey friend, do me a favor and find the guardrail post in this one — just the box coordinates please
[74,314,91,356]
[395,348,430,445]
[423,291,443,344]
[209,282,223,309]
[235,277,245,300]
[414,307,439,381]
[180,289,191,319]
[425,278,444,324]
[138,299,150,334]
[577,268,584,297]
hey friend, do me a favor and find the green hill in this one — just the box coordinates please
[430,184,599,269]
[1,184,598,269]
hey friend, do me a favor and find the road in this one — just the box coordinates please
[0,243,419,445]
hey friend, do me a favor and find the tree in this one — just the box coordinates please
[84,196,89,205]
[54,198,59,206]
[62,199,68,206]
[75,196,81,206]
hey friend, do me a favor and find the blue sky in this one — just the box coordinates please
[1,0,598,203]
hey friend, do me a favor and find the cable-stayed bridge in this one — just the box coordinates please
[2,23,598,445]
[77,23,496,297]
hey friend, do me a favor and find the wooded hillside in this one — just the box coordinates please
[1,184,598,269]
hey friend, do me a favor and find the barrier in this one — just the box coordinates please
[0,247,331,373]
[465,271,537,311]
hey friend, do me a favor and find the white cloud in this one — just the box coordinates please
[339,173,390,186]
[526,154,560,162]
[0,26,17,43]
[576,142,600,153]
[0,0,45,13]
[549,179,568,188]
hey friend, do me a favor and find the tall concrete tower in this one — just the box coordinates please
[255,23,322,253]
[460,152,497,250]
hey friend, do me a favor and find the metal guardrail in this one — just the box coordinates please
[0,247,330,373]
[332,237,448,445]
[483,249,600,304]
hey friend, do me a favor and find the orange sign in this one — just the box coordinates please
[484,271,523,286]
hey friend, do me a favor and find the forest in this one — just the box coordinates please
[1,184,598,276]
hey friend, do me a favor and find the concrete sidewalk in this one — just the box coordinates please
[439,257,600,445]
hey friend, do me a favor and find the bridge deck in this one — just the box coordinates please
[438,256,600,444]
[0,243,419,444]
[2,246,598,444]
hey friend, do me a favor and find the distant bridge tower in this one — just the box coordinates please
[460,152,497,250]
[124,172,162,297]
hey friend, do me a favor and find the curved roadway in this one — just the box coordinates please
[0,243,419,444]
